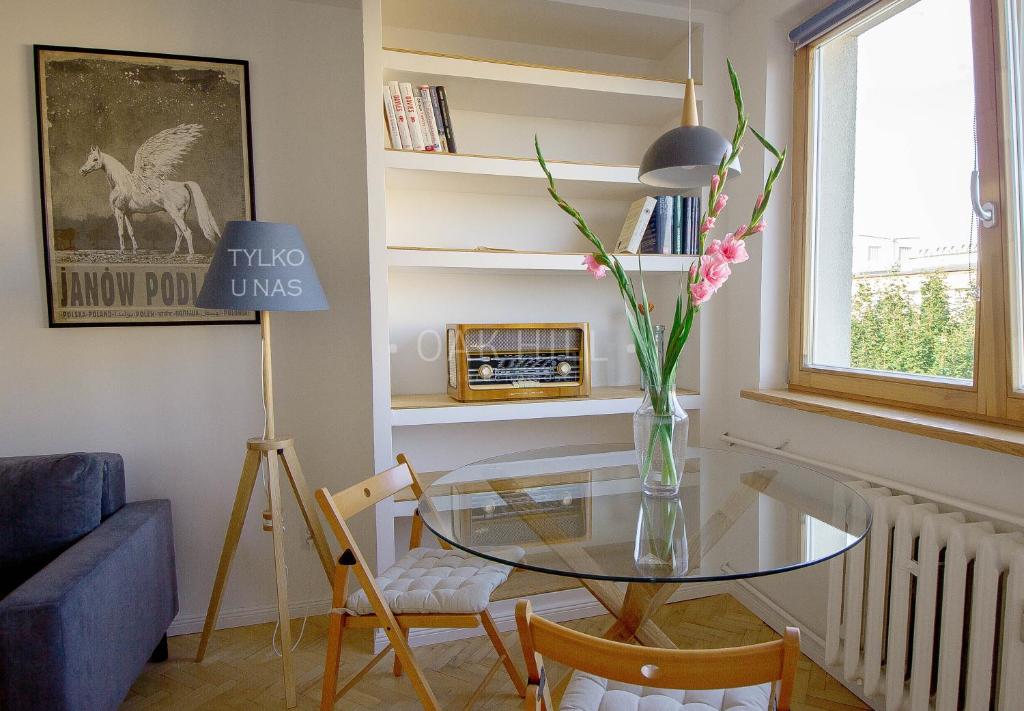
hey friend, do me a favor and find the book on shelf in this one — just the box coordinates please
[414,92,437,152]
[614,196,656,253]
[435,86,457,153]
[429,86,449,152]
[383,81,457,153]
[653,196,674,255]
[385,81,412,149]
[684,196,701,255]
[398,82,428,151]
[671,195,683,255]
[382,85,400,149]
[634,195,702,256]
[639,211,658,254]
[418,85,443,152]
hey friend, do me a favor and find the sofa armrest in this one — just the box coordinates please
[0,500,177,711]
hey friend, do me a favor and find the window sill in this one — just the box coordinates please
[740,388,1024,458]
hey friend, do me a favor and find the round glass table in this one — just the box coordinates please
[417,444,871,649]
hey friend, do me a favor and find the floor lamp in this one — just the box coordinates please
[193,220,334,708]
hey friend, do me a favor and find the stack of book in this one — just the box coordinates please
[383,81,457,153]
[614,195,702,256]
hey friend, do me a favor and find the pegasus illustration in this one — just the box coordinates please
[79,123,220,254]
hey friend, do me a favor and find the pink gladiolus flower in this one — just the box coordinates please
[714,194,728,213]
[690,280,715,305]
[704,239,723,258]
[710,174,720,192]
[582,254,609,279]
[754,192,764,210]
[701,216,715,233]
[720,234,749,264]
[751,219,767,234]
[699,254,731,290]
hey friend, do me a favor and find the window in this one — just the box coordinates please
[1009,0,1024,400]
[790,0,1024,425]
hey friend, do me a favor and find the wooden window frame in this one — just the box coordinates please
[788,0,1024,427]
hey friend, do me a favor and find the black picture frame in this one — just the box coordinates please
[34,44,258,327]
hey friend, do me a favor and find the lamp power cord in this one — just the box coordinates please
[259,329,312,657]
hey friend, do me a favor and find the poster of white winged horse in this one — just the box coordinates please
[79,123,221,255]
[35,46,253,326]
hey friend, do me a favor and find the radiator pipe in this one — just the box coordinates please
[720,432,1024,529]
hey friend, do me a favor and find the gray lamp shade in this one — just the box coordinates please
[639,125,741,189]
[196,221,328,312]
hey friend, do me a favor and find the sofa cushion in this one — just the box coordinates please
[0,453,126,598]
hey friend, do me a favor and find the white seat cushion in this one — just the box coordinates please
[345,546,523,616]
[560,672,772,711]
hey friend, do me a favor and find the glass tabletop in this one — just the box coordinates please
[417,444,872,584]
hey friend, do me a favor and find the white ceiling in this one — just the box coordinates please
[384,0,697,60]
[644,0,746,12]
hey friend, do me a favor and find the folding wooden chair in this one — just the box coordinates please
[515,599,800,711]
[315,454,527,710]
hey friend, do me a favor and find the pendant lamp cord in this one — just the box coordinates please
[687,0,692,79]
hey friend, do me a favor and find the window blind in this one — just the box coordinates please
[789,0,881,48]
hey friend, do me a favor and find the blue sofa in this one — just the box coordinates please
[0,453,178,711]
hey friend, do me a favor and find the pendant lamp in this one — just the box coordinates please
[639,0,740,188]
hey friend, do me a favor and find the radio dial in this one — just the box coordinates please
[555,361,572,376]
[477,364,494,380]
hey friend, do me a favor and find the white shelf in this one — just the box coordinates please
[384,149,647,199]
[391,386,702,426]
[383,48,692,127]
[387,247,697,275]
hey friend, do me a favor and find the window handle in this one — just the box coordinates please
[971,170,997,228]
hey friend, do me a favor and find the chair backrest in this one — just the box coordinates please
[515,599,800,710]
[315,456,434,562]
[322,461,416,522]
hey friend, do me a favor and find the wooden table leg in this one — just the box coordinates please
[578,578,678,648]
[602,581,680,646]
[549,579,679,704]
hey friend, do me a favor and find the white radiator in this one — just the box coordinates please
[827,481,1024,710]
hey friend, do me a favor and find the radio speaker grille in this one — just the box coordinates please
[465,328,582,353]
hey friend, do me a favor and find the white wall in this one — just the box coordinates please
[717,0,1024,642]
[0,0,372,633]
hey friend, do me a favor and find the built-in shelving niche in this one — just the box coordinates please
[368,0,714,584]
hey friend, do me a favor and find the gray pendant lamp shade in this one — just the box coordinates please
[639,79,740,189]
[196,220,328,312]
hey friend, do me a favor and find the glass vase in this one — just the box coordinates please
[634,495,689,577]
[633,384,688,497]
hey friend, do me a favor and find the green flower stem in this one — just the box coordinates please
[641,490,680,563]
[656,422,679,486]
[535,59,787,462]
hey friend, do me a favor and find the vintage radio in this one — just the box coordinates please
[452,474,592,547]
[446,323,591,402]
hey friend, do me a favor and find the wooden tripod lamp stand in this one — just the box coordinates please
[194,221,334,708]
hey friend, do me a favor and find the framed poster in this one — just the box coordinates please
[34,45,257,327]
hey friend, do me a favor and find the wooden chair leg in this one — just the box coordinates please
[392,627,410,676]
[481,609,527,698]
[320,613,346,711]
[384,624,441,711]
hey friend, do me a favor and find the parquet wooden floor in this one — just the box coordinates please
[124,593,869,710]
